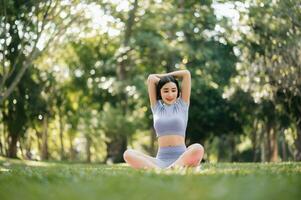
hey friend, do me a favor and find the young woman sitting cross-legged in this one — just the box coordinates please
[123,70,204,170]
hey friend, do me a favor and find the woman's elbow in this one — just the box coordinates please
[147,74,156,83]
[184,70,191,78]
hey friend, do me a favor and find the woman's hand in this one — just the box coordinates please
[152,70,190,80]
[147,74,160,84]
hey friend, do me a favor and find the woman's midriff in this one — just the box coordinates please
[158,135,185,147]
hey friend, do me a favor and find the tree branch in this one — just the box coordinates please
[0,1,53,91]
[0,1,53,104]
[1,0,8,89]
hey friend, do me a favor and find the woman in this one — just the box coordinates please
[123,70,204,169]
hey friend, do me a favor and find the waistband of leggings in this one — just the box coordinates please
[157,145,186,154]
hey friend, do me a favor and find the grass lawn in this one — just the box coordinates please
[0,156,301,200]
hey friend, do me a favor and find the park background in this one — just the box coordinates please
[0,0,300,165]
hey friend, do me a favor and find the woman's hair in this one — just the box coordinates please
[156,75,180,100]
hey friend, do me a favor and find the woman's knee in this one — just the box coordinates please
[184,144,204,166]
[189,143,204,156]
[123,149,136,161]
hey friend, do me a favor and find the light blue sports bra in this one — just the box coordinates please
[151,97,189,138]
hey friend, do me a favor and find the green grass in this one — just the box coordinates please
[1,156,301,200]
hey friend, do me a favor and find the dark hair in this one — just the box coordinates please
[156,75,180,100]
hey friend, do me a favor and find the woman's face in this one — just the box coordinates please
[160,82,178,105]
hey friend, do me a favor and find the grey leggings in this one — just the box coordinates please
[155,145,186,169]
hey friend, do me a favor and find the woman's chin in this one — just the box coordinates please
[164,99,176,104]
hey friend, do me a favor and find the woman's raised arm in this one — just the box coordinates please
[147,74,160,108]
[147,70,191,106]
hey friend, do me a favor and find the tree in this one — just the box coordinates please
[0,0,86,104]
[227,0,301,160]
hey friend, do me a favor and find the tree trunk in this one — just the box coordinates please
[229,133,236,162]
[58,108,65,160]
[19,138,25,158]
[2,109,8,156]
[116,0,138,79]
[280,130,287,161]
[106,136,127,163]
[41,115,49,160]
[294,122,301,161]
[259,126,266,162]
[69,134,75,161]
[270,127,278,162]
[86,135,91,163]
[8,134,18,158]
[0,121,3,155]
[5,131,9,156]
[251,119,258,162]
[35,130,42,158]
[260,141,266,162]
[25,136,32,160]
[266,123,272,162]
[106,0,138,164]
[0,139,3,156]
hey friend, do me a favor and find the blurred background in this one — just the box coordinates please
[0,0,300,164]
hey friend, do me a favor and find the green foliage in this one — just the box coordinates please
[225,0,301,159]
[100,103,136,139]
